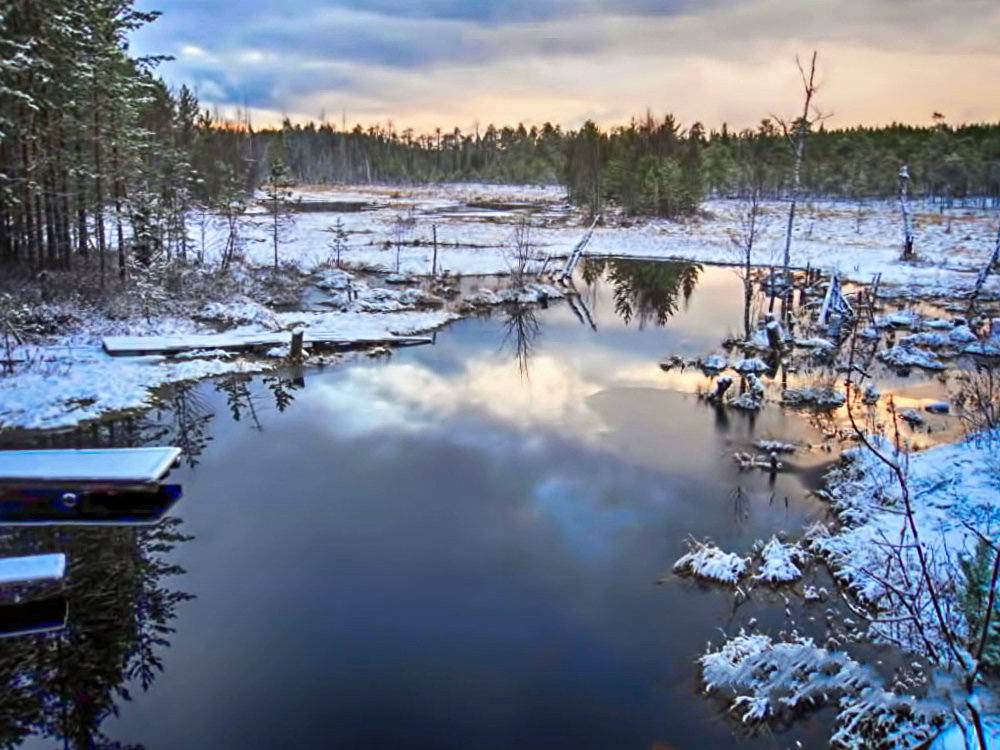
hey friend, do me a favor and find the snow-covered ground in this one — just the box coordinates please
[4,181,998,434]
[813,433,1000,653]
[204,183,1000,299]
[694,432,1000,746]
[0,306,455,431]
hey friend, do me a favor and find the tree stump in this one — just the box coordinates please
[290,330,304,360]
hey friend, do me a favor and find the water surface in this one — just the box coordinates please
[2,262,865,749]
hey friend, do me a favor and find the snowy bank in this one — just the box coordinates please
[0,309,455,431]
[813,433,1000,653]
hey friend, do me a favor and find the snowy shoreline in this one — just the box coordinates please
[4,181,998,434]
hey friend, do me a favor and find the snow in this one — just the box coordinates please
[755,537,808,583]
[0,447,180,483]
[0,554,66,585]
[193,185,1000,299]
[673,539,749,584]
[794,337,836,351]
[753,440,796,453]
[732,374,765,411]
[734,358,768,374]
[0,310,455,430]
[194,296,279,329]
[879,343,948,370]
[464,282,564,307]
[812,433,1000,652]
[901,325,980,348]
[863,385,881,404]
[780,385,846,408]
[700,630,951,747]
[698,354,727,372]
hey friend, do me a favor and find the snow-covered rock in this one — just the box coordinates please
[781,385,846,409]
[699,354,728,372]
[879,343,947,370]
[735,358,768,374]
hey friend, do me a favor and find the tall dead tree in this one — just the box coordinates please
[777,51,820,322]
[899,164,915,258]
[729,131,769,340]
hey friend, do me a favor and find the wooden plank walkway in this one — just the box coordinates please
[0,447,181,485]
[102,331,432,356]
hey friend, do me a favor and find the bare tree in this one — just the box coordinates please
[842,321,995,749]
[507,212,534,284]
[967,220,1000,316]
[899,164,916,258]
[390,211,416,273]
[729,135,768,340]
[775,51,821,322]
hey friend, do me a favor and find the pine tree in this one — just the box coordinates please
[263,157,294,270]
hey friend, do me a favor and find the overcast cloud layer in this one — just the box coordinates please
[133,0,1000,132]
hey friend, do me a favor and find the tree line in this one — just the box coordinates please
[2,0,999,276]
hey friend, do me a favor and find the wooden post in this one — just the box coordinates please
[432,224,438,277]
[290,329,304,360]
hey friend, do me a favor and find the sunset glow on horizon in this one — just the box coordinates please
[134,0,1000,133]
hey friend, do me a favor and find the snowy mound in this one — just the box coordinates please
[754,537,809,583]
[673,540,749,584]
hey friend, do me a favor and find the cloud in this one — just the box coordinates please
[132,0,1000,129]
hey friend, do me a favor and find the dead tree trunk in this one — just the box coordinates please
[967,221,1000,316]
[780,52,819,321]
[899,165,915,258]
[432,224,438,276]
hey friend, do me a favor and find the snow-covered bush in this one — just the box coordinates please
[755,537,809,583]
[700,630,950,747]
[673,539,749,584]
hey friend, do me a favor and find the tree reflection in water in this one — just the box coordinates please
[500,303,540,380]
[0,369,306,747]
[581,258,701,328]
[0,520,193,749]
[0,370,307,747]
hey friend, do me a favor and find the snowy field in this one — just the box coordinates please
[202,182,1000,298]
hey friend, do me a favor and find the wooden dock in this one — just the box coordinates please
[102,331,433,357]
[0,447,181,485]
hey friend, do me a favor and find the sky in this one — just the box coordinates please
[132,0,1000,134]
